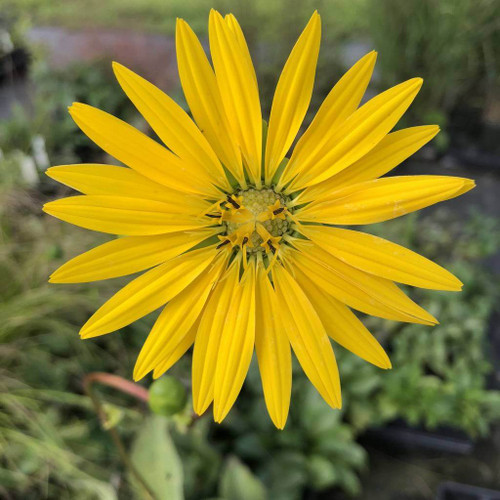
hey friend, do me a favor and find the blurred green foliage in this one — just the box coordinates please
[3,0,498,140]
[0,59,134,167]
[367,0,500,138]
[0,0,368,39]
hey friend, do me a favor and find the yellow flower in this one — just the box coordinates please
[44,11,474,429]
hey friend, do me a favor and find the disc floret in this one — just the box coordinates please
[210,187,292,255]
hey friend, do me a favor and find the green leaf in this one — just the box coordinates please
[129,415,184,500]
[337,466,362,496]
[306,455,339,490]
[219,456,267,500]
[266,452,307,500]
[73,479,117,500]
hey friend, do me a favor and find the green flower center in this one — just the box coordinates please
[224,187,291,253]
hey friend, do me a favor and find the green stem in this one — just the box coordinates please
[83,372,156,500]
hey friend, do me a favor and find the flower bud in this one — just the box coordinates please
[148,376,187,416]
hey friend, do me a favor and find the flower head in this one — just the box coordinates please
[44,11,474,428]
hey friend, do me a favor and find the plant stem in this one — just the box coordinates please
[83,372,156,500]
[84,372,149,402]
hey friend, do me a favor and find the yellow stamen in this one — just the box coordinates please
[256,223,281,253]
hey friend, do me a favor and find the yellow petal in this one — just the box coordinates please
[192,258,240,415]
[213,260,256,422]
[112,63,231,191]
[49,228,217,283]
[209,11,262,186]
[286,78,423,191]
[79,246,216,338]
[297,176,475,225]
[152,316,201,379]
[293,267,391,369]
[300,225,462,291]
[273,264,341,409]
[43,195,209,235]
[255,261,291,429]
[225,14,258,88]
[176,19,245,186]
[281,51,377,187]
[68,103,220,198]
[264,12,321,184]
[46,164,210,211]
[288,243,437,325]
[133,253,227,380]
[295,125,439,204]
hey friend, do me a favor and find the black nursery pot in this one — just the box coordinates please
[360,419,474,456]
[437,481,500,500]
[0,47,30,82]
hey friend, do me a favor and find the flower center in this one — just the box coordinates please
[207,187,291,254]
[228,188,289,253]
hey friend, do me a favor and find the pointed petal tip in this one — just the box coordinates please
[67,103,80,114]
[364,49,378,61]
[311,10,321,24]
[133,366,148,382]
[79,320,104,339]
[268,408,289,430]
[192,409,205,421]
[49,272,79,284]
[79,326,90,338]
[397,77,423,93]
[325,391,342,410]
[133,360,151,382]
[68,102,86,116]
[423,124,440,138]
[213,402,232,423]
[175,18,192,37]
[428,316,439,326]
[209,8,220,19]
[42,201,57,216]
[45,167,55,179]
[193,400,210,416]
[412,77,424,89]
[79,328,97,340]
[111,61,127,76]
